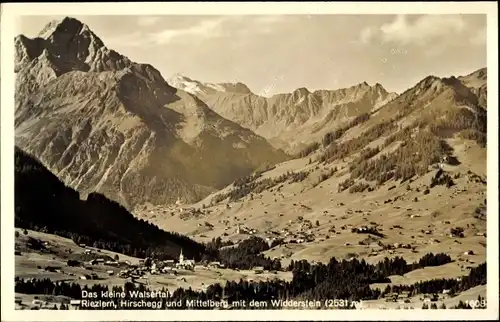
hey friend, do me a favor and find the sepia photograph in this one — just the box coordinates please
[1,2,498,321]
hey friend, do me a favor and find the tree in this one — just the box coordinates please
[15,231,20,238]
[23,229,28,235]
[315,220,320,227]
[430,303,438,309]
[114,254,119,261]
[439,303,447,309]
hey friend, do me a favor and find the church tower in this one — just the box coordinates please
[179,249,184,264]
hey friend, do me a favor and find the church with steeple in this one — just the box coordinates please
[176,248,195,270]
[179,248,184,264]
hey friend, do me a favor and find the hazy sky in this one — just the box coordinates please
[17,14,486,95]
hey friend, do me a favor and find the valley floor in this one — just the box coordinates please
[13,136,489,311]
[141,139,487,270]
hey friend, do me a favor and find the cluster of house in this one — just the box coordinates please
[140,197,199,219]
[384,291,411,303]
[86,257,121,267]
[234,217,320,246]
[236,224,258,235]
[384,290,453,305]
[115,249,202,280]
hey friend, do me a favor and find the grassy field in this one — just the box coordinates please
[14,229,292,309]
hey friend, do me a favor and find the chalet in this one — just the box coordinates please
[105,260,119,266]
[96,258,105,263]
[107,270,114,275]
[209,262,222,268]
[84,249,91,254]
[384,293,397,302]
[464,250,474,255]
[398,292,410,299]
[423,293,439,301]
[70,300,81,309]
[32,299,43,306]
[44,266,59,272]
[253,266,264,274]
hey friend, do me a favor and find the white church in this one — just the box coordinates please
[176,249,195,270]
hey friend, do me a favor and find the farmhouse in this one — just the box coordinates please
[70,300,81,309]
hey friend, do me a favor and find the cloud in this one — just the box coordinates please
[359,27,375,44]
[136,16,161,27]
[107,15,313,48]
[150,17,230,45]
[134,15,292,46]
[103,31,155,49]
[469,26,486,45]
[359,15,468,46]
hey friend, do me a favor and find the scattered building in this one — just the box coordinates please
[253,266,264,274]
[70,300,81,309]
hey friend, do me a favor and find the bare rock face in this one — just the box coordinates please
[168,74,398,154]
[15,17,288,211]
[458,68,487,109]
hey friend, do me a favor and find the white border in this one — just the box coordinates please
[1,2,498,321]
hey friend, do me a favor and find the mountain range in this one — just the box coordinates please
[14,16,487,215]
[14,17,287,211]
[12,16,489,310]
[168,74,399,154]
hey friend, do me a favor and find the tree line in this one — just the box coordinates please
[15,260,485,310]
[15,147,207,261]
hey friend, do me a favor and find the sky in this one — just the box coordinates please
[16,14,487,96]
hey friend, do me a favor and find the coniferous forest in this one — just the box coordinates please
[15,147,206,260]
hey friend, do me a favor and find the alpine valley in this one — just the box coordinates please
[13,17,488,311]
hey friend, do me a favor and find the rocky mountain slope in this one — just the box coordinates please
[458,67,487,109]
[168,74,398,154]
[140,68,487,268]
[14,17,288,211]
